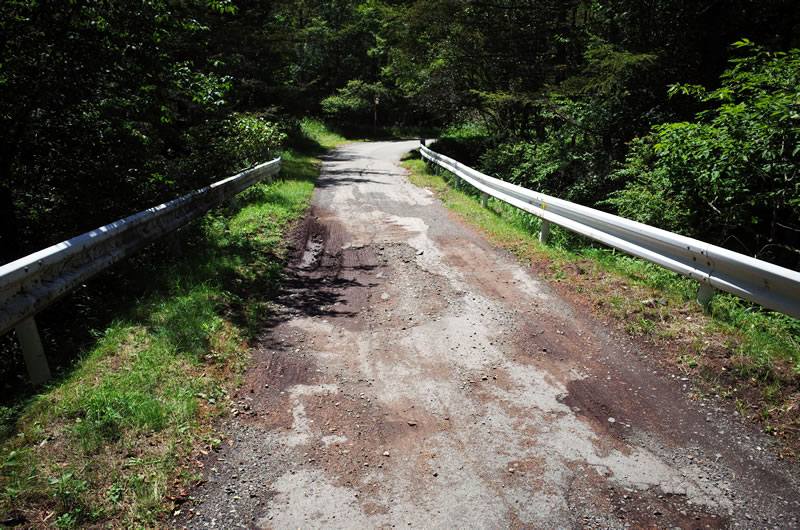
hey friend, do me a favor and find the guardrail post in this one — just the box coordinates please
[539,220,551,244]
[697,283,715,307]
[481,192,488,208]
[420,138,426,146]
[16,317,51,385]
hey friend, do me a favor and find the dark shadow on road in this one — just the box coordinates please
[315,176,390,189]
[319,151,360,163]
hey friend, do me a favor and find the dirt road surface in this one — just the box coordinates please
[176,141,800,529]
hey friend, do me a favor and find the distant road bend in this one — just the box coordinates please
[177,140,800,529]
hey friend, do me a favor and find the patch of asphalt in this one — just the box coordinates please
[174,141,800,529]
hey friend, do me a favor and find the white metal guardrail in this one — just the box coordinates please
[0,157,282,383]
[420,143,800,321]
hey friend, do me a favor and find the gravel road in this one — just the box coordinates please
[175,140,800,529]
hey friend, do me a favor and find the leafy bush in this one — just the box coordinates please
[429,122,491,168]
[476,130,612,206]
[607,41,800,266]
[321,80,388,127]
[217,115,287,169]
[480,141,563,194]
[603,136,693,234]
[170,115,287,189]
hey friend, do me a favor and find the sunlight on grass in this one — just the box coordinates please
[299,118,349,151]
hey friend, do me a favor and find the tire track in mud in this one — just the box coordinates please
[175,141,800,529]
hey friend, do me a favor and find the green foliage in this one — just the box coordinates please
[433,31,665,209]
[171,61,233,110]
[386,0,586,125]
[322,80,389,129]
[428,122,491,167]
[711,296,800,371]
[566,37,658,97]
[603,136,692,232]
[479,134,608,205]
[0,407,16,442]
[479,141,561,191]
[207,0,238,15]
[385,1,799,263]
[0,146,318,524]
[0,0,242,259]
[50,472,89,513]
[437,101,613,207]
[2,0,797,266]
[72,382,172,448]
[217,115,287,169]
[608,42,800,265]
[300,118,340,144]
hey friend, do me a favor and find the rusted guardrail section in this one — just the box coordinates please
[0,158,281,383]
[420,143,800,321]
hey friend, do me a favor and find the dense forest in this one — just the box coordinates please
[2,0,799,268]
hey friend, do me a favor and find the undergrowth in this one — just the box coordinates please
[403,149,800,458]
[0,120,346,527]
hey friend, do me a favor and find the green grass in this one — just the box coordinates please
[298,118,350,151]
[0,122,340,527]
[573,248,800,385]
[404,149,800,451]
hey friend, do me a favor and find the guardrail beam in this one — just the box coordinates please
[1,158,282,384]
[419,143,800,320]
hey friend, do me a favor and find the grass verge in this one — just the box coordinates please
[0,122,347,527]
[403,150,800,459]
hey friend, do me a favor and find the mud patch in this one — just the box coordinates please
[277,207,386,331]
[299,235,324,270]
[235,326,320,430]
